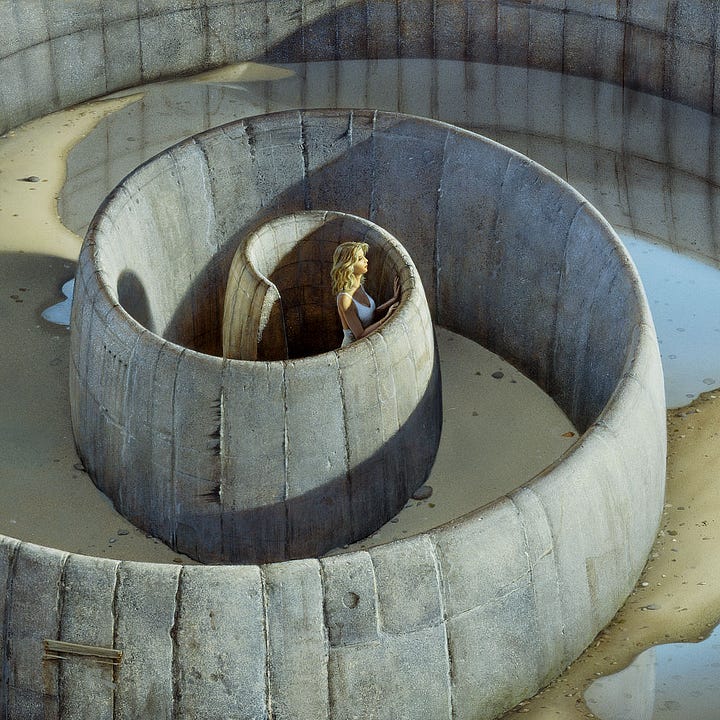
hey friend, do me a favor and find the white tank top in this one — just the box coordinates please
[338,291,375,327]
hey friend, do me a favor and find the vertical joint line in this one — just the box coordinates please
[432,0,437,58]
[428,537,454,719]
[136,0,144,83]
[170,567,184,720]
[263,0,270,61]
[55,554,70,640]
[315,560,333,719]
[281,363,290,560]
[435,130,452,322]
[169,347,186,550]
[395,0,401,59]
[54,553,71,711]
[335,352,354,533]
[1,542,20,720]
[218,361,228,556]
[259,566,273,719]
[369,110,379,220]
[281,363,289,504]
[300,112,311,210]
[111,562,121,720]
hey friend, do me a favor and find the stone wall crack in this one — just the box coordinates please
[170,566,184,720]
[259,565,273,719]
[428,537,454,720]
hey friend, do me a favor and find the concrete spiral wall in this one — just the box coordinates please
[0,2,678,719]
[71,203,441,564]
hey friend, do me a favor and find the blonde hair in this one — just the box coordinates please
[330,241,369,294]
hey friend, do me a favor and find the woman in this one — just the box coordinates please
[331,241,400,348]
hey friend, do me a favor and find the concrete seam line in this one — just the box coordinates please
[259,564,273,719]
[0,540,20,720]
[170,566,184,719]
[428,534,454,718]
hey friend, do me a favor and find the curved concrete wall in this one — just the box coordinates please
[0,2,674,719]
[71,202,441,564]
[58,106,669,718]
[0,0,716,137]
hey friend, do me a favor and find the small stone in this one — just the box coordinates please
[491,371,504,379]
[18,175,40,182]
[73,462,86,472]
[641,604,660,610]
[667,530,678,536]
[117,529,129,536]
[411,485,433,501]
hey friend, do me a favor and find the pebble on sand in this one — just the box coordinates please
[412,485,433,501]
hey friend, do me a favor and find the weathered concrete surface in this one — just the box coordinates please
[0,0,717,136]
[0,0,681,718]
[72,198,441,564]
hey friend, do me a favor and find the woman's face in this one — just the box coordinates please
[352,250,368,277]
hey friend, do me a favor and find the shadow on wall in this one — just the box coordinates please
[158,120,384,357]
[106,110,635,439]
[156,363,441,564]
[117,270,154,334]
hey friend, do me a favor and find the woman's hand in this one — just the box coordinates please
[384,301,399,320]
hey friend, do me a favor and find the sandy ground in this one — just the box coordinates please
[1,69,718,717]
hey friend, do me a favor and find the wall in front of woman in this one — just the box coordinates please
[0,0,717,136]
[72,189,442,565]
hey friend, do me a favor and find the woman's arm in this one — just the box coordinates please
[375,276,401,314]
[338,293,398,341]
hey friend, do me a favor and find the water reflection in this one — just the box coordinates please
[59,59,720,403]
[585,622,720,720]
[620,232,720,407]
[40,278,73,327]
